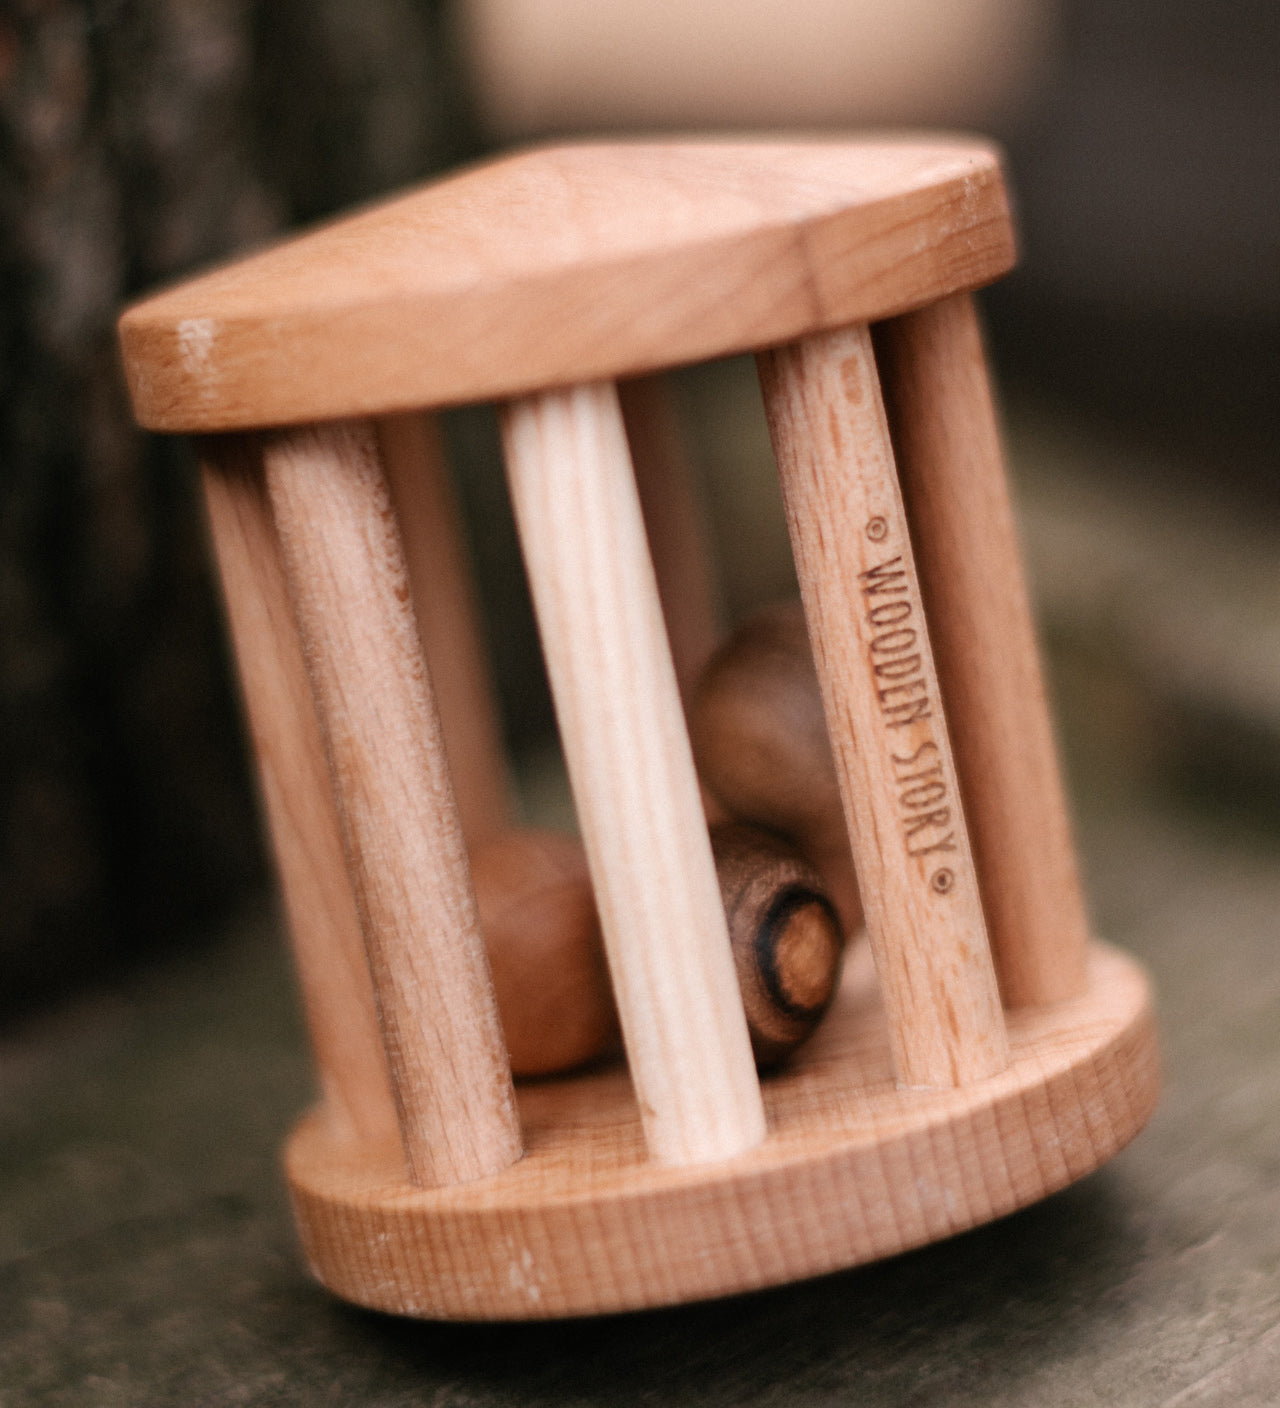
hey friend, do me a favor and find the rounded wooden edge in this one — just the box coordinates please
[119,137,1015,432]
[285,941,1159,1319]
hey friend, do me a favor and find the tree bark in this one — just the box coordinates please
[0,0,474,1011]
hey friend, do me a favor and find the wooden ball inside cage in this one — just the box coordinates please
[117,138,1159,1320]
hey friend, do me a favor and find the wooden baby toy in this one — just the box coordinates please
[118,137,1159,1319]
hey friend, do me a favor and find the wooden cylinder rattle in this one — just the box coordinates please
[118,137,1158,1319]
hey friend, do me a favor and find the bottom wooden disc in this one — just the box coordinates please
[286,941,1159,1320]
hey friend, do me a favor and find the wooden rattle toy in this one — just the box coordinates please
[117,137,1159,1319]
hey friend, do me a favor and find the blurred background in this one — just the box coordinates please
[3,0,1276,1017]
[3,1,1280,1400]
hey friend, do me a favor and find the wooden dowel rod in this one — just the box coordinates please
[378,412,513,849]
[500,382,766,1166]
[874,295,1090,1006]
[618,373,722,704]
[199,437,400,1150]
[758,325,1009,1088]
[264,419,522,1188]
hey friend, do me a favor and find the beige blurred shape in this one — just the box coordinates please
[458,0,1058,138]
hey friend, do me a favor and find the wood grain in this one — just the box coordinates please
[758,324,1008,1088]
[619,373,721,705]
[264,419,522,1188]
[287,940,1159,1319]
[378,411,512,848]
[500,382,766,1165]
[875,294,1090,1006]
[118,138,1014,432]
[199,437,399,1151]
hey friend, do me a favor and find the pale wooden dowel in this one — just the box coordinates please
[264,420,522,1188]
[500,383,766,1166]
[378,411,513,848]
[875,295,1090,1007]
[200,437,400,1151]
[758,325,1009,1088]
[618,374,722,704]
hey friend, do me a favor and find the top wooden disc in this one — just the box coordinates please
[118,136,1015,432]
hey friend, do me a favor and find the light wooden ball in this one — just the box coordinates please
[690,600,863,935]
[470,828,619,1078]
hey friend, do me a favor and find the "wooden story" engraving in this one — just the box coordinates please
[858,546,956,888]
